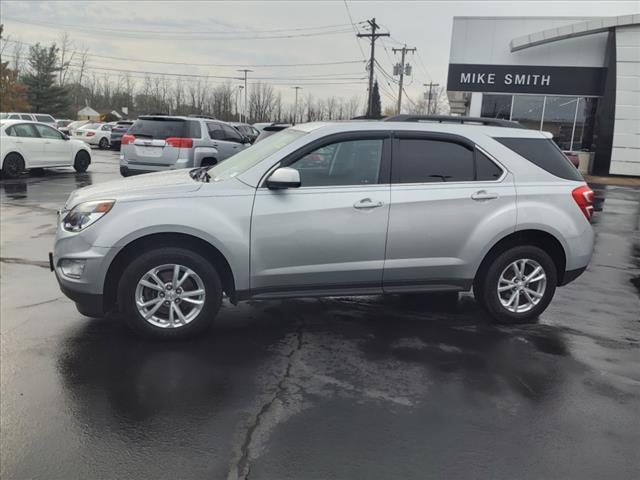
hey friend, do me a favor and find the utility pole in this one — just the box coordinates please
[392,44,416,114]
[236,85,244,121]
[237,69,252,122]
[291,86,302,124]
[357,18,389,117]
[424,82,440,115]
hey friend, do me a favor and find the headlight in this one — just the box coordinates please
[62,200,115,232]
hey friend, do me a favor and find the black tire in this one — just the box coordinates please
[98,137,109,149]
[474,245,557,324]
[120,166,129,177]
[117,247,222,339]
[74,150,91,173]
[2,153,25,179]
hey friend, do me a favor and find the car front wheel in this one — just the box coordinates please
[99,137,109,149]
[474,245,557,324]
[117,247,222,339]
[74,150,91,172]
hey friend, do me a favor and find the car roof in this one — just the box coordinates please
[289,120,550,139]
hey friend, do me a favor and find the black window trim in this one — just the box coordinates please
[258,131,392,189]
[390,131,506,185]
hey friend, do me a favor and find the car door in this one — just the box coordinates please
[9,123,43,165]
[33,124,71,165]
[383,133,516,292]
[250,133,392,295]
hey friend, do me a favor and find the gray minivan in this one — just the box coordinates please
[120,115,249,176]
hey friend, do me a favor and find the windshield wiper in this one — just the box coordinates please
[189,166,211,183]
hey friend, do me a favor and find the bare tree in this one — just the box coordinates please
[248,81,277,122]
[58,32,74,86]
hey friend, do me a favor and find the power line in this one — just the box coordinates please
[342,0,367,61]
[2,18,355,40]
[2,38,365,69]
[3,17,358,35]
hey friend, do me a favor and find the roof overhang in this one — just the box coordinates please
[510,13,639,52]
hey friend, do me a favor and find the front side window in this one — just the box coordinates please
[34,124,63,139]
[12,124,39,138]
[101,125,112,131]
[20,114,32,120]
[396,139,474,183]
[289,139,384,187]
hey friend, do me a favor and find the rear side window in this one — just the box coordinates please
[476,150,503,181]
[20,114,32,120]
[396,139,475,183]
[11,124,39,138]
[495,137,583,181]
[35,114,54,123]
[129,119,188,139]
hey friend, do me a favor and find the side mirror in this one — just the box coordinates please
[63,134,70,140]
[266,167,301,189]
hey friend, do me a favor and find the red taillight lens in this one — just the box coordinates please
[165,137,193,148]
[86,131,95,137]
[572,185,594,221]
[122,134,135,145]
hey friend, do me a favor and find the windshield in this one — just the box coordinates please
[208,128,306,182]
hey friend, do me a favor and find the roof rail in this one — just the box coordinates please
[188,114,217,120]
[382,115,525,128]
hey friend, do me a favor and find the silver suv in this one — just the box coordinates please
[120,115,249,176]
[52,119,595,339]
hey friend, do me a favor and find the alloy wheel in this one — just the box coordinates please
[497,258,547,313]
[135,264,206,328]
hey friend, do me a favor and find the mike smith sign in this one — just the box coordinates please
[447,64,606,96]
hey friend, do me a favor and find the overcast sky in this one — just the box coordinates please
[1,1,637,110]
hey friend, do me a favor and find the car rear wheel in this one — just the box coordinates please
[474,245,557,324]
[74,151,91,173]
[98,137,109,149]
[2,153,25,179]
[117,247,222,339]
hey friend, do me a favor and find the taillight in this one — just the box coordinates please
[122,134,135,145]
[165,137,193,148]
[572,185,594,221]
[86,131,95,137]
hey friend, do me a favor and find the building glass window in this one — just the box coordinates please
[572,97,598,151]
[481,94,512,119]
[541,96,579,151]
[511,95,545,130]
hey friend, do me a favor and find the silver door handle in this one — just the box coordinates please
[471,190,498,201]
[354,198,384,209]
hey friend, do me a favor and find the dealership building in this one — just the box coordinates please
[447,15,639,176]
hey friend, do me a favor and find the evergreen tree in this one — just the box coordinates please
[21,43,70,115]
[371,80,382,118]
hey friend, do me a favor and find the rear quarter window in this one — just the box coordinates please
[495,137,583,181]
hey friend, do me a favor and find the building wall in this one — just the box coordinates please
[611,24,640,175]
[450,17,609,68]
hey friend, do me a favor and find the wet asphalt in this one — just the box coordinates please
[1,150,639,479]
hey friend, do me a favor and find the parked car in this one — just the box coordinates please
[1,120,91,178]
[62,120,90,136]
[55,119,73,130]
[252,122,272,132]
[254,123,291,143]
[52,117,594,339]
[1,112,56,125]
[71,123,112,149]
[119,115,250,176]
[109,120,134,150]
[229,122,260,143]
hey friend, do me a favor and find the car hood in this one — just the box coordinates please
[65,169,203,209]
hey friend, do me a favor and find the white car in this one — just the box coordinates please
[1,112,57,125]
[0,120,92,178]
[71,123,112,149]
